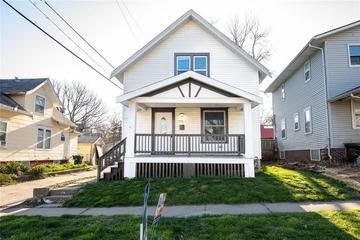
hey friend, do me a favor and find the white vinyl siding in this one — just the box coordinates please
[351,99,360,129]
[304,60,311,82]
[304,107,312,134]
[36,127,51,149]
[0,120,7,147]
[310,149,320,161]
[293,112,300,131]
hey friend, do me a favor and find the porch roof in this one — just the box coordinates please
[328,86,360,102]
[116,71,262,106]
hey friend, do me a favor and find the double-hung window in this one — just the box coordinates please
[280,118,286,139]
[35,95,45,114]
[293,112,300,131]
[0,120,7,147]
[37,127,51,149]
[348,44,360,66]
[202,109,227,142]
[304,60,311,82]
[351,99,360,129]
[175,53,209,76]
[281,84,285,101]
[304,107,312,134]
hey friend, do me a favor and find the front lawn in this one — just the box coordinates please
[64,166,360,207]
[1,210,359,239]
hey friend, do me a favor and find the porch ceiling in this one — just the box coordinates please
[137,102,244,109]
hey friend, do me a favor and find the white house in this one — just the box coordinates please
[107,10,270,179]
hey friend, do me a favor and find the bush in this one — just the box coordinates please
[73,155,84,165]
[29,166,45,179]
[0,173,18,185]
[33,162,88,173]
[0,162,29,175]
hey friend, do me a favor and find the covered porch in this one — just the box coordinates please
[118,72,261,178]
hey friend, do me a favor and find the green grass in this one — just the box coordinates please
[64,166,360,207]
[0,210,359,239]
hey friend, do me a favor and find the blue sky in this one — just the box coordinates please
[1,0,359,114]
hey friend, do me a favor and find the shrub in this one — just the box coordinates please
[0,173,17,185]
[0,162,29,175]
[73,155,84,165]
[29,166,45,179]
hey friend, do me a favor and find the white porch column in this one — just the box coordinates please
[123,101,137,178]
[243,101,255,177]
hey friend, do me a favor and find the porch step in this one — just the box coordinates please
[102,163,125,181]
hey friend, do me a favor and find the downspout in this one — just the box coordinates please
[308,43,333,162]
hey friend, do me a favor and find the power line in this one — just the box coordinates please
[2,0,123,90]
[27,0,108,73]
[42,0,115,69]
[120,0,143,36]
[115,0,138,43]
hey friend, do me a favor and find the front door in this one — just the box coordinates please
[152,108,174,154]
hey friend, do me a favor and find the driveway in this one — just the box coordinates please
[0,169,96,207]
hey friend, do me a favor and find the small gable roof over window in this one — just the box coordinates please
[111,9,271,82]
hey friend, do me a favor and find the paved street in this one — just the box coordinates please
[0,169,96,207]
[1,200,359,217]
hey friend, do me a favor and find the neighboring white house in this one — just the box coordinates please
[109,10,270,178]
[266,21,360,164]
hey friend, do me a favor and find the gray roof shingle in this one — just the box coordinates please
[0,93,26,111]
[0,78,48,94]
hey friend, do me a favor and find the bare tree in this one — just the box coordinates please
[228,15,271,62]
[52,80,107,132]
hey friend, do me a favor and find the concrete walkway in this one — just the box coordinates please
[0,169,96,207]
[1,200,359,217]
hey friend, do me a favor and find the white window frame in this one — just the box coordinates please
[310,149,321,161]
[351,98,360,129]
[279,151,285,159]
[304,106,312,134]
[348,44,360,67]
[281,84,285,101]
[34,94,46,114]
[176,56,191,74]
[0,120,8,148]
[36,127,52,150]
[193,55,208,76]
[293,112,300,131]
[280,118,286,139]
[304,60,311,82]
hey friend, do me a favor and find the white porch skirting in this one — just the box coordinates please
[124,156,255,178]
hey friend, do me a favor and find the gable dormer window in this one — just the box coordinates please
[35,95,45,114]
[175,53,209,76]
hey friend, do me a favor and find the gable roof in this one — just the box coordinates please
[111,9,271,82]
[0,78,48,94]
[116,71,262,106]
[78,133,104,144]
[265,20,360,93]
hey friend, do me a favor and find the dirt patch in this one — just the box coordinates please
[323,167,360,191]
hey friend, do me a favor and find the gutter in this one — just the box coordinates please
[308,43,333,162]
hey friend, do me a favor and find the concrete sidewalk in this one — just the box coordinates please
[1,200,359,217]
[0,169,96,207]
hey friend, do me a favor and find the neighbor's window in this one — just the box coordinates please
[281,118,286,139]
[35,95,45,114]
[37,127,51,149]
[175,53,209,76]
[202,109,226,142]
[351,99,360,129]
[279,151,285,159]
[304,60,311,81]
[281,84,285,101]
[176,56,190,75]
[310,149,320,161]
[348,45,360,66]
[0,120,7,147]
[304,107,312,134]
[293,112,300,131]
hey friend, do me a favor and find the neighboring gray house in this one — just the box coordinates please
[266,21,360,163]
